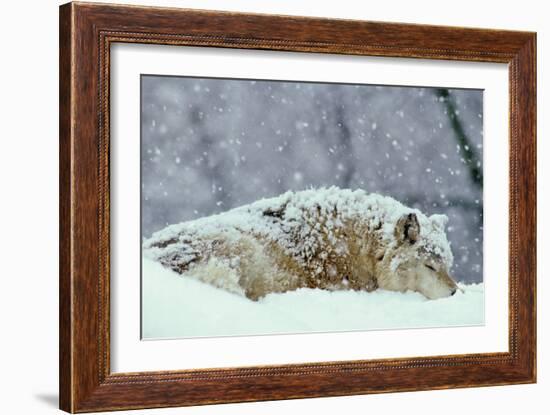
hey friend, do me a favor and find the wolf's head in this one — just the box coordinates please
[376,212,458,299]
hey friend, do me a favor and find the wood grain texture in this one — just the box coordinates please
[59,3,73,411]
[59,2,537,412]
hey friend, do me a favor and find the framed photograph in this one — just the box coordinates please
[59,2,536,412]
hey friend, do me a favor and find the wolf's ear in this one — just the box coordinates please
[395,213,420,244]
[430,214,449,230]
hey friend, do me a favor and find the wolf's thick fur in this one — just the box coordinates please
[144,187,458,300]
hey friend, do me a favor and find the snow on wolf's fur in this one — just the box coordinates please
[144,187,457,300]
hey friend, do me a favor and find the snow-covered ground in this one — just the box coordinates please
[142,258,484,339]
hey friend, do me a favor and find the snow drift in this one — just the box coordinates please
[142,258,484,339]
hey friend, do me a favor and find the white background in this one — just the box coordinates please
[111,44,508,372]
[0,0,546,414]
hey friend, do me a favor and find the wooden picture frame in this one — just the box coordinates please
[59,2,536,412]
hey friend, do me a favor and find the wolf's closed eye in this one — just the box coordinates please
[425,264,436,271]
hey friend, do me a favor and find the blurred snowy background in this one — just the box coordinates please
[141,76,483,284]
